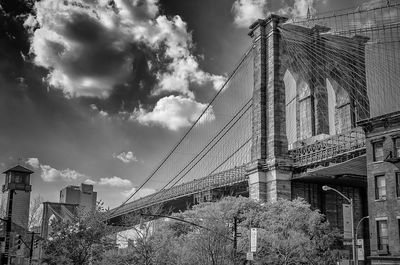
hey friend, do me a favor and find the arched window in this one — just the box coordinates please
[284,70,297,148]
[298,80,313,140]
[327,78,351,134]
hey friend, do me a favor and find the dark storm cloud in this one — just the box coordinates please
[0,0,129,174]
[58,12,133,77]
[28,0,224,99]
[79,46,157,115]
[28,1,136,98]
[24,0,224,131]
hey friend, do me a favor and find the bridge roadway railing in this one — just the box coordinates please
[288,128,366,167]
[109,165,248,219]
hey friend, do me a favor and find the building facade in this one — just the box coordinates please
[1,165,33,230]
[359,111,400,264]
[0,165,34,265]
[246,15,370,262]
[59,183,97,211]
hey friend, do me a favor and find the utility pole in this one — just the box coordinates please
[28,232,40,265]
[233,216,238,251]
[233,216,238,262]
[28,232,35,265]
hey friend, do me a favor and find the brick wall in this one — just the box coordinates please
[365,121,400,257]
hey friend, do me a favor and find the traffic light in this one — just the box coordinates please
[15,234,22,250]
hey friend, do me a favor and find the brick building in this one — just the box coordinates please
[0,165,34,265]
[359,111,400,264]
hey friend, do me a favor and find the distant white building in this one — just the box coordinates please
[41,183,97,239]
[59,183,97,211]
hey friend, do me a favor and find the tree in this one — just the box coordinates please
[99,206,166,265]
[41,204,115,265]
[240,198,340,265]
[97,197,340,265]
[175,196,260,265]
[150,197,339,265]
[29,195,43,229]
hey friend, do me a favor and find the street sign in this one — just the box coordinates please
[357,239,365,261]
[343,241,352,246]
[246,252,254,261]
[250,228,257,252]
[342,204,352,239]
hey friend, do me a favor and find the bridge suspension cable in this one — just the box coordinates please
[108,1,400,218]
[281,5,400,142]
[108,45,254,217]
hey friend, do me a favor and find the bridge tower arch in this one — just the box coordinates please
[246,14,370,203]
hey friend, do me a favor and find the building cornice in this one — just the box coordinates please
[357,111,400,133]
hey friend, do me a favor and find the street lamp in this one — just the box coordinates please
[322,185,356,265]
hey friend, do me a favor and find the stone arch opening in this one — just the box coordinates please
[284,69,298,149]
[327,67,353,134]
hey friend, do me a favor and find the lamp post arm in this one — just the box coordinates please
[355,216,369,234]
[327,187,351,203]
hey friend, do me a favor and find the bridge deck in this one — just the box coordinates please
[109,129,366,220]
[108,165,248,219]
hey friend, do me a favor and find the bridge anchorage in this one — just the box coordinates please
[108,4,400,260]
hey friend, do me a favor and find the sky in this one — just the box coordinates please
[0,0,380,208]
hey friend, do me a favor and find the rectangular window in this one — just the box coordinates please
[398,219,400,243]
[373,141,384,162]
[14,175,22,183]
[395,138,400,158]
[375,175,386,200]
[377,220,389,251]
[397,173,400,198]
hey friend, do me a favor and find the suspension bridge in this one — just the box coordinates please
[107,1,400,224]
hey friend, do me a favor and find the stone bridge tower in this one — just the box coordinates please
[247,15,292,202]
[246,14,369,203]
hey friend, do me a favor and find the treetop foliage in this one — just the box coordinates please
[42,197,341,265]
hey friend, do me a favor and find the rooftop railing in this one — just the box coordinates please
[289,127,366,167]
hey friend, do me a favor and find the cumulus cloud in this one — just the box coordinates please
[232,0,271,27]
[26,158,92,182]
[26,158,132,187]
[284,0,318,18]
[122,187,156,199]
[131,95,215,131]
[83,179,97,185]
[26,157,40,169]
[98,176,132,187]
[232,0,321,28]
[28,0,136,98]
[40,164,88,182]
[113,151,138,163]
[27,0,224,98]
